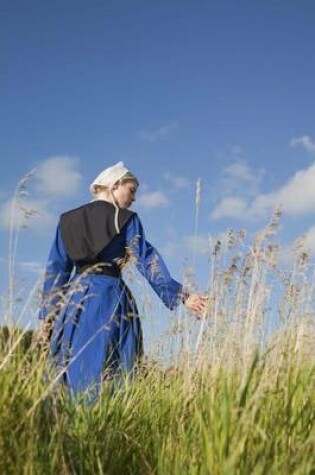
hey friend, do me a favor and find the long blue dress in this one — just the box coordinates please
[39,205,183,395]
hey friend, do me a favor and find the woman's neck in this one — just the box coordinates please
[95,189,111,200]
[95,191,118,208]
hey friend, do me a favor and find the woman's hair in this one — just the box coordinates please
[119,171,139,187]
[92,171,139,197]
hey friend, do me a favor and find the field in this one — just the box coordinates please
[1,202,315,474]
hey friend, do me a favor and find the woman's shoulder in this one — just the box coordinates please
[60,200,112,218]
[59,201,136,224]
[124,212,145,241]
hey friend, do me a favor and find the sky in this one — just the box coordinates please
[1,0,315,339]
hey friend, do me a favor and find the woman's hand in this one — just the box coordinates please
[184,293,208,318]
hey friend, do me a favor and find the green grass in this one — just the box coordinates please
[2,194,315,473]
[0,331,314,475]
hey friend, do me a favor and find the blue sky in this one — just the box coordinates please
[1,0,315,334]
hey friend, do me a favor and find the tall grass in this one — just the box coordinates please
[0,336,314,474]
[0,176,314,474]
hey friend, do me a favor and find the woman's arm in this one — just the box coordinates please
[38,221,74,321]
[125,214,183,310]
[125,214,207,315]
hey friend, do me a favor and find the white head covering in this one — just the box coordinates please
[89,161,129,195]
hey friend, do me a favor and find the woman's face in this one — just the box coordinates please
[112,180,138,209]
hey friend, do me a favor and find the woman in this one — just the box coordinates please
[39,162,207,396]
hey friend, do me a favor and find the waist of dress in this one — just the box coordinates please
[75,263,121,278]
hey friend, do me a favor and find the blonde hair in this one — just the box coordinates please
[119,172,139,187]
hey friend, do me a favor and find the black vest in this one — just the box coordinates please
[60,201,135,261]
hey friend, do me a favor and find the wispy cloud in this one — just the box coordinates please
[183,235,210,255]
[211,162,315,220]
[162,232,226,258]
[0,197,55,230]
[159,234,210,258]
[34,156,82,196]
[267,163,315,214]
[0,156,81,233]
[303,226,315,256]
[164,172,190,189]
[211,196,248,220]
[137,191,170,209]
[159,241,178,258]
[215,161,265,200]
[18,260,44,275]
[136,121,178,142]
[290,135,315,153]
[224,162,258,181]
[229,145,245,157]
[279,232,315,265]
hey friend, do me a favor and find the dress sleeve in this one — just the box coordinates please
[125,214,183,310]
[38,221,74,320]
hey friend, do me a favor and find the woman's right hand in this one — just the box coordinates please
[184,293,208,318]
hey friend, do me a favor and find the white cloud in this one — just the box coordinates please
[164,172,190,189]
[137,122,178,142]
[159,234,210,259]
[159,241,178,258]
[0,197,55,230]
[304,226,315,256]
[137,191,170,209]
[35,156,82,196]
[230,145,245,157]
[267,163,315,214]
[18,261,44,275]
[183,235,210,255]
[279,233,315,265]
[290,135,315,152]
[211,162,315,220]
[216,161,265,199]
[211,196,248,220]
[224,162,257,182]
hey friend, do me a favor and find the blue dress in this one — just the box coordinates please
[39,208,183,396]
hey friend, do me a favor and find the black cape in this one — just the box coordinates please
[60,200,135,261]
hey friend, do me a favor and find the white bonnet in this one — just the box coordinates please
[89,161,129,194]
